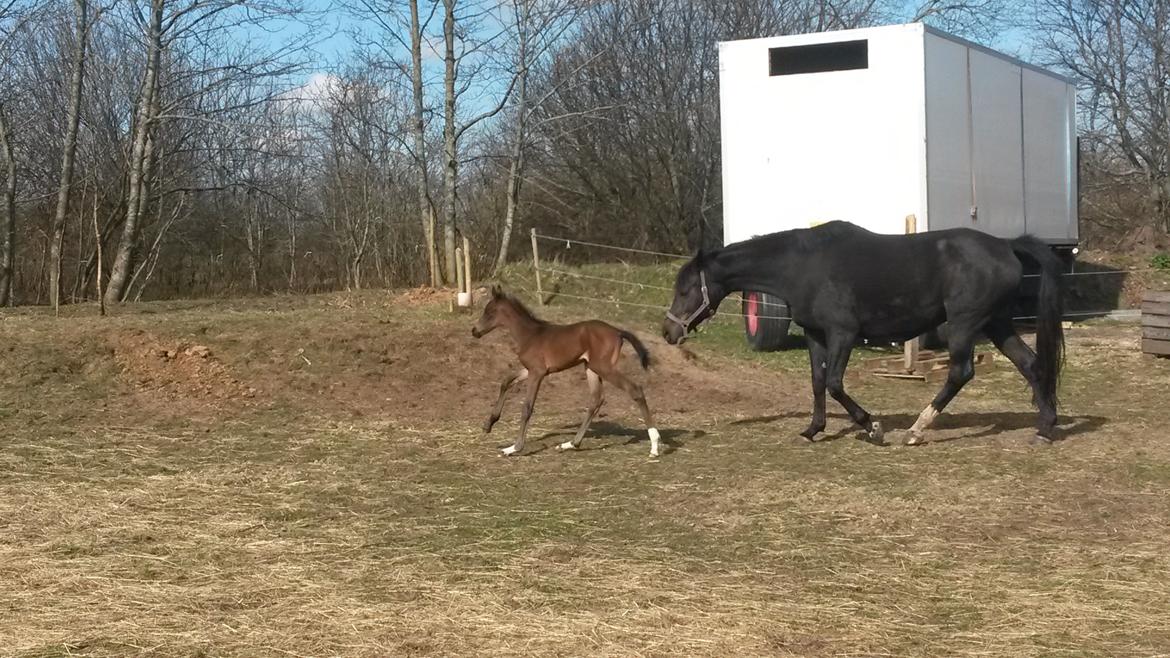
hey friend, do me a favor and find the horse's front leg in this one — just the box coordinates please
[800,334,828,441]
[484,368,528,433]
[502,371,545,457]
[824,331,883,442]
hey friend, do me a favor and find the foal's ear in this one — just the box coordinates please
[490,284,503,299]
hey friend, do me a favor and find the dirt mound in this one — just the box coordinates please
[396,286,456,307]
[108,329,257,408]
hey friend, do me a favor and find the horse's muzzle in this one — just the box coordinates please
[662,322,685,346]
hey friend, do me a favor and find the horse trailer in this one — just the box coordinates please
[718,23,1079,350]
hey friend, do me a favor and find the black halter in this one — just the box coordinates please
[666,270,711,333]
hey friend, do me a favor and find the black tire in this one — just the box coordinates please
[743,291,790,351]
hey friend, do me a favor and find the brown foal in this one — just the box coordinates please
[471,286,660,457]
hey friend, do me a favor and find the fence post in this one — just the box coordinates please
[462,235,472,295]
[904,214,919,372]
[530,228,543,306]
[455,246,465,297]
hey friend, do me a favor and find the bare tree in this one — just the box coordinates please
[1036,0,1170,236]
[104,0,307,304]
[0,104,15,306]
[409,0,438,286]
[492,0,582,274]
[104,0,162,305]
[48,0,94,312]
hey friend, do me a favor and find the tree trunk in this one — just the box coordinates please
[494,6,529,275]
[493,115,526,273]
[0,104,16,306]
[49,0,90,312]
[105,0,162,305]
[408,0,438,288]
[442,0,458,284]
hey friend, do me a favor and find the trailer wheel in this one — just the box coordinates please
[743,292,790,351]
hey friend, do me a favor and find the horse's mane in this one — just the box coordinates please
[497,291,546,325]
[732,220,865,257]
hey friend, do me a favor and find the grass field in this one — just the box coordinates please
[2,264,1170,656]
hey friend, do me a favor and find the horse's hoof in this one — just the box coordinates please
[558,441,577,451]
[905,430,926,446]
[1030,434,1054,446]
[867,421,884,442]
[500,445,519,456]
[648,451,660,459]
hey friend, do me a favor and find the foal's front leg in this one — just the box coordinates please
[502,371,545,456]
[484,368,528,433]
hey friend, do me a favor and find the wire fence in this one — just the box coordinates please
[530,231,1166,324]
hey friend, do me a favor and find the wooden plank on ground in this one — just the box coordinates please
[1144,326,1170,341]
[1142,338,1170,356]
[1144,314,1170,329]
[1142,301,1170,316]
[1143,291,1170,303]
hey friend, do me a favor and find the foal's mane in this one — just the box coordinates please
[496,290,547,326]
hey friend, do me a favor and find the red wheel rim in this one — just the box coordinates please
[746,292,759,335]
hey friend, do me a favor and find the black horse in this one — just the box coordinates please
[662,221,1065,444]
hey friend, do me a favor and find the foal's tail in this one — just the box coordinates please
[1010,236,1066,409]
[618,330,651,370]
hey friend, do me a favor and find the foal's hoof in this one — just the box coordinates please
[1030,434,1054,446]
[905,430,927,446]
[867,421,884,443]
[500,445,520,457]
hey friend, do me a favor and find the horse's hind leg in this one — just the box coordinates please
[906,327,977,445]
[560,369,604,451]
[984,318,1057,441]
[502,371,545,457]
[597,369,660,457]
[824,331,882,441]
[485,368,528,434]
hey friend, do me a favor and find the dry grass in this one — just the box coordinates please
[2,292,1170,656]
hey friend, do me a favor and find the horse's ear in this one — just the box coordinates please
[491,284,503,299]
[694,248,707,265]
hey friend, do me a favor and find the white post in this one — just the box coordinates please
[530,228,543,306]
[904,214,920,373]
[463,235,472,295]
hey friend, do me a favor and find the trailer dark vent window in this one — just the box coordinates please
[769,40,868,76]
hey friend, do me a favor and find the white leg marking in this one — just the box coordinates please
[501,445,518,456]
[559,441,577,451]
[906,406,939,445]
[648,427,661,458]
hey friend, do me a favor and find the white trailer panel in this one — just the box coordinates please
[719,23,1078,247]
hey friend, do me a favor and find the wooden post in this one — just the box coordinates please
[530,227,543,306]
[455,246,465,294]
[93,189,105,317]
[462,235,472,295]
[903,214,919,373]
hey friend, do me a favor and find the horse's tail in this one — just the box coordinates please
[1010,236,1065,409]
[619,330,651,370]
